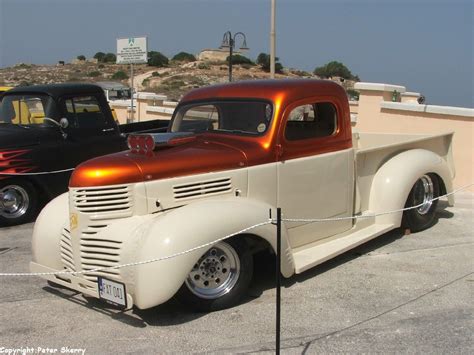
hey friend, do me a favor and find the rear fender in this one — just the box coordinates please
[133,197,294,309]
[368,149,453,227]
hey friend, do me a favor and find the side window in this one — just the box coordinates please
[65,96,107,129]
[285,102,337,141]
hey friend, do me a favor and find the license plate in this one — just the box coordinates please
[98,277,127,308]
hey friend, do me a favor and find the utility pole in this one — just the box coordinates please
[270,0,276,79]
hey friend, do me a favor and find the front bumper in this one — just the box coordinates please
[30,262,134,310]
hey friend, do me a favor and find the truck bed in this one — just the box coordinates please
[353,131,455,214]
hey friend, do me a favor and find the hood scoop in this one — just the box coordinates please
[127,132,196,154]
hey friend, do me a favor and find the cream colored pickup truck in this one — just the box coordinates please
[30,80,454,311]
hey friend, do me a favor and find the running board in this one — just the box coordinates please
[293,224,394,274]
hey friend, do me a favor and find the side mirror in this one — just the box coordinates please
[59,117,69,129]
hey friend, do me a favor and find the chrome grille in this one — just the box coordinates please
[80,225,121,282]
[59,228,75,272]
[173,177,232,200]
[71,185,133,219]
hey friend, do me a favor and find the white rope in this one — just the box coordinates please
[282,183,473,223]
[0,183,472,277]
[0,168,75,176]
[0,220,272,277]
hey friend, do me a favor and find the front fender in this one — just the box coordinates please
[132,197,294,309]
[368,149,453,227]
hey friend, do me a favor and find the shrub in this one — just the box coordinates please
[93,52,105,62]
[152,71,160,77]
[172,52,196,62]
[256,53,283,73]
[98,64,105,69]
[77,55,86,61]
[87,71,101,77]
[148,51,169,67]
[226,54,254,65]
[103,53,116,63]
[197,62,210,70]
[142,78,150,86]
[111,70,128,80]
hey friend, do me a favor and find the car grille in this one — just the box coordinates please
[59,228,75,272]
[80,225,122,282]
[59,225,123,283]
[71,185,133,219]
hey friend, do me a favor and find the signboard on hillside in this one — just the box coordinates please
[116,36,148,64]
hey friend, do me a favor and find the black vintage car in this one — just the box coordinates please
[0,83,168,226]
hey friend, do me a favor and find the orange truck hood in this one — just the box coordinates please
[70,138,249,188]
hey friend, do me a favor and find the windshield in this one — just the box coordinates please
[170,100,273,136]
[0,94,58,126]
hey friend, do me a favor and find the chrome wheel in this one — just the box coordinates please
[0,184,30,219]
[413,175,434,215]
[185,242,241,300]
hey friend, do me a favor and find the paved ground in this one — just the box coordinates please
[0,193,472,354]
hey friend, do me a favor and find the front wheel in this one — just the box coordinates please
[402,174,440,232]
[176,239,253,312]
[0,179,39,226]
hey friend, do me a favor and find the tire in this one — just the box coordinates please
[402,174,440,232]
[176,239,253,312]
[0,179,39,226]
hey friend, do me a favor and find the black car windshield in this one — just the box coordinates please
[0,94,58,126]
[170,100,273,136]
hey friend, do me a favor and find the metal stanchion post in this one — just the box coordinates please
[276,207,281,354]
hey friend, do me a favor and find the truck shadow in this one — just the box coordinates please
[248,202,453,298]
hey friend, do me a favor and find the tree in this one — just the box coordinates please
[148,51,169,67]
[256,53,283,73]
[103,53,116,63]
[172,52,196,62]
[77,55,86,61]
[93,52,105,62]
[313,61,358,80]
[226,54,254,65]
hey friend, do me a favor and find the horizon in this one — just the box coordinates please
[0,0,472,108]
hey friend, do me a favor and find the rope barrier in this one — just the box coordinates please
[0,168,75,176]
[0,183,472,277]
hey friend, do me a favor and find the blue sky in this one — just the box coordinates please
[0,0,472,107]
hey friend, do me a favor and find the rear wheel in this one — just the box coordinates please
[402,174,440,232]
[0,179,38,226]
[176,239,253,312]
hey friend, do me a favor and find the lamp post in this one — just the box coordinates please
[219,31,249,82]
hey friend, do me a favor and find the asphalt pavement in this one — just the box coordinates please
[0,193,472,354]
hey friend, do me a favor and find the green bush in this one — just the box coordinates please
[77,55,86,61]
[256,53,283,73]
[103,53,116,63]
[226,54,254,65]
[151,71,160,77]
[197,62,210,70]
[313,61,357,80]
[111,70,128,80]
[142,78,150,86]
[98,64,105,69]
[93,52,105,62]
[87,71,101,77]
[172,52,196,62]
[148,51,169,67]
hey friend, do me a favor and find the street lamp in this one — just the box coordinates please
[219,31,249,82]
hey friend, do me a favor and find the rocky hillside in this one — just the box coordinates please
[0,60,357,101]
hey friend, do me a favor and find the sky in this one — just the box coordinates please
[0,0,472,108]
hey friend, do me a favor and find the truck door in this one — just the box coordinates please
[277,99,354,249]
[60,95,125,165]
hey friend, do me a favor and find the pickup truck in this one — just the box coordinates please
[0,83,167,226]
[30,79,455,312]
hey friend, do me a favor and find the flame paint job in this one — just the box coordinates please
[70,79,352,188]
[0,149,35,180]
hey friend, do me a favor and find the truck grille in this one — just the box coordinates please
[71,185,133,219]
[80,225,122,282]
[59,228,76,272]
[173,177,232,200]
